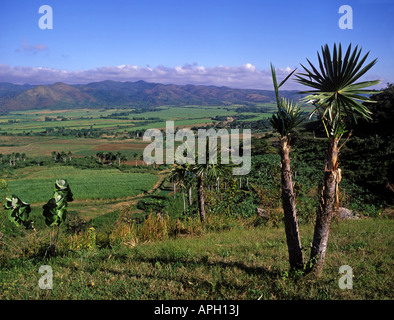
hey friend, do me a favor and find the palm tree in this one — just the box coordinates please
[115,151,122,166]
[120,155,127,165]
[191,151,232,224]
[105,152,116,165]
[96,152,104,163]
[10,153,15,166]
[60,151,67,163]
[169,164,190,214]
[295,43,380,276]
[270,63,305,270]
[133,152,138,165]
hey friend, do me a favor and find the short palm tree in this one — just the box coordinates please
[191,159,231,224]
[169,163,189,213]
[186,143,231,224]
[295,43,380,276]
[270,63,305,270]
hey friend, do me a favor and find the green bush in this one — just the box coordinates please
[137,196,167,213]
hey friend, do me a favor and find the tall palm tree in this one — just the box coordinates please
[270,63,305,270]
[295,43,380,276]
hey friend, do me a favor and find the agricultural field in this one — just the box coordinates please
[0,103,276,158]
[0,135,149,158]
[2,166,159,203]
[0,104,273,134]
[0,165,161,222]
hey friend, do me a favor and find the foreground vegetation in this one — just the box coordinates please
[0,214,392,299]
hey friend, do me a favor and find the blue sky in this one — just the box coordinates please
[0,0,393,89]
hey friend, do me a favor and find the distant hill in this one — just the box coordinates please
[0,80,302,112]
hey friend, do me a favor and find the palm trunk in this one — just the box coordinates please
[188,187,193,206]
[280,137,304,270]
[309,137,340,276]
[197,177,206,224]
[182,192,186,215]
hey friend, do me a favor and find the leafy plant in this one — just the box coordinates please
[39,179,74,256]
[3,194,32,229]
[43,179,73,227]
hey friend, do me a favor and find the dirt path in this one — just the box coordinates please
[107,169,169,211]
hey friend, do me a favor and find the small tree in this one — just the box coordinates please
[96,152,104,163]
[116,151,122,166]
[169,163,193,215]
[191,154,232,224]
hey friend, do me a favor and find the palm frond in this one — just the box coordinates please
[270,63,303,137]
[295,43,381,137]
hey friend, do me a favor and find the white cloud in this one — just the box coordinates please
[15,39,49,54]
[0,63,303,89]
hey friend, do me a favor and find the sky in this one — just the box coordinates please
[0,0,393,89]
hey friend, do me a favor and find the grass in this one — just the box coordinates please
[2,166,159,203]
[0,217,392,300]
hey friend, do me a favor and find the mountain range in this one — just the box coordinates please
[0,80,302,112]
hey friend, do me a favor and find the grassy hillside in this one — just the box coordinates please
[0,217,392,299]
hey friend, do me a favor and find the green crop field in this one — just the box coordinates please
[0,104,274,134]
[134,105,238,120]
[2,166,159,203]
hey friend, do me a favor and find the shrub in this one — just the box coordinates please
[137,196,166,213]
[62,227,97,251]
[108,209,138,248]
[138,213,169,242]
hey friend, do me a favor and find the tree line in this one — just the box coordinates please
[0,152,27,166]
[95,151,128,166]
